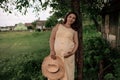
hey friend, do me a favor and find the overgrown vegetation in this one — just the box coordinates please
[83,25,120,80]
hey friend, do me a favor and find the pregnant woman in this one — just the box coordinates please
[49,11,79,80]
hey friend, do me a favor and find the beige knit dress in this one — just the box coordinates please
[54,24,75,80]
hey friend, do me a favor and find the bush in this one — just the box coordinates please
[83,36,113,80]
[0,52,48,80]
[114,58,120,80]
[84,37,111,64]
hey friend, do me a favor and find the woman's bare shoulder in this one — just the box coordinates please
[55,23,61,28]
[52,23,60,30]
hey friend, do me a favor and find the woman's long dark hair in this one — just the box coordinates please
[63,11,79,31]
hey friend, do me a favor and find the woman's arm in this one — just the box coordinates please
[72,31,79,54]
[64,31,78,58]
[49,24,59,59]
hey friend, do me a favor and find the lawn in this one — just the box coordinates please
[0,31,51,80]
[0,31,50,57]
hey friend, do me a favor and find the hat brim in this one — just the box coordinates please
[42,55,65,80]
[47,64,59,73]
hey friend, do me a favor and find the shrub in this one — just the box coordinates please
[83,36,113,79]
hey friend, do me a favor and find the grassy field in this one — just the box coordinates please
[0,31,50,57]
[0,28,102,80]
[0,31,51,80]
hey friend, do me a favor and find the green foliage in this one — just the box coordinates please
[114,58,120,80]
[45,15,58,28]
[83,24,101,40]
[85,37,110,60]
[0,53,48,80]
[42,0,71,18]
[83,25,120,79]
[104,73,115,80]
[0,0,105,32]
[31,20,37,29]
[83,36,111,79]
[0,0,106,15]
[14,23,27,30]
[0,0,42,14]
[83,24,97,33]
[27,26,34,30]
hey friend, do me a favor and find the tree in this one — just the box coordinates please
[45,15,58,28]
[31,20,37,30]
[14,23,27,31]
[0,0,107,30]
[0,0,42,14]
[71,0,83,79]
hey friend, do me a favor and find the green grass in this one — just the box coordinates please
[0,31,50,57]
[0,31,51,80]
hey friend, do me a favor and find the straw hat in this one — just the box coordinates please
[41,55,65,80]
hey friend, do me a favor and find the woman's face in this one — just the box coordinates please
[66,13,76,25]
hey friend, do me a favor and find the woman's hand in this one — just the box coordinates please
[50,50,56,60]
[64,52,73,58]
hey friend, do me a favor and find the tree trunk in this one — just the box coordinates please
[71,0,83,80]
[98,60,103,80]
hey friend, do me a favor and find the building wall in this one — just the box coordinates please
[102,11,120,49]
[101,0,120,50]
